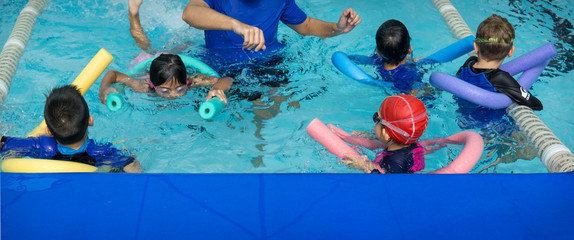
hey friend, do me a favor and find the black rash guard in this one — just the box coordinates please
[457,56,543,110]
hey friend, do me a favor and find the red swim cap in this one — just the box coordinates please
[379,95,428,145]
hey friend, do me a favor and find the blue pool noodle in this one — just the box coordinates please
[106,92,123,112]
[419,35,475,64]
[199,97,225,119]
[331,51,393,88]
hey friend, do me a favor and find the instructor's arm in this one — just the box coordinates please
[182,0,266,51]
[287,8,361,38]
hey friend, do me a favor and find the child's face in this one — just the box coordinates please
[152,77,189,99]
[373,111,391,144]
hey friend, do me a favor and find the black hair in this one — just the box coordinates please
[375,19,411,65]
[149,53,187,87]
[44,85,89,145]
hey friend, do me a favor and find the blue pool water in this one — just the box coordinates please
[1,0,572,173]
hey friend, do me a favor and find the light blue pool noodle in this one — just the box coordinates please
[331,51,393,88]
[419,35,475,64]
[199,97,225,120]
[125,55,220,78]
[106,92,123,111]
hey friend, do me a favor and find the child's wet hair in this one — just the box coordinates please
[149,54,187,87]
[44,85,89,145]
[375,19,411,65]
[475,14,515,61]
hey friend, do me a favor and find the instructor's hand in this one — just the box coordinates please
[231,20,267,52]
[336,8,361,34]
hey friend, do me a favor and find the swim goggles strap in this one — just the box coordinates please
[380,111,428,141]
[475,37,514,43]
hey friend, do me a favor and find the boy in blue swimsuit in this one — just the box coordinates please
[372,20,423,95]
[1,85,142,173]
[455,14,542,131]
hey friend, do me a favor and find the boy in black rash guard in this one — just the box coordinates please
[1,85,142,173]
[455,14,542,131]
[455,14,542,172]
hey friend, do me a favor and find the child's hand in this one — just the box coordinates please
[341,154,377,173]
[406,55,424,63]
[206,87,228,104]
[99,87,119,104]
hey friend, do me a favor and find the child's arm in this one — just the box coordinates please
[350,130,376,140]
[205,77,233,103]
[491,71,543,110]
[128,0,153,52]
[99,70,148,104]
[189,74,234,104]
[0,136,58,159]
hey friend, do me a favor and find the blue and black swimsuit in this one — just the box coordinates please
[455,56,543,131]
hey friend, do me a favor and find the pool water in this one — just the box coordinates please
[1,0,572,173]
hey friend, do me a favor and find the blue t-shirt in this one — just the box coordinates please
[0,136,134,169]
[203,0,308,63]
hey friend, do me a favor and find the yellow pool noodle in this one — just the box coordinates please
[27,48,114,137]
[1,158,98,173]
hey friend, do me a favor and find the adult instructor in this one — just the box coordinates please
[182,0,361,64]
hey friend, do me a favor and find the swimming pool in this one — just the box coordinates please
[1,0,572,173]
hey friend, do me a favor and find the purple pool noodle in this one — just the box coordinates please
[430,60,550,109]
[430,42,555,109]
[516,59,550,90]
[430,72,513,109]
[500,42,556,75]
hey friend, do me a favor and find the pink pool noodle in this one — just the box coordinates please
[426,131,484,174]
[327,124,385,150]
[306,118,361,159]
[329,126,483,173]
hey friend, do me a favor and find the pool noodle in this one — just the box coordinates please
[430,56,551,109]
[419,35,475,64]
[500,42,557,75]
[331,51,393,88]
[306,118,361,159]
[312,120,484,173]
[1,158,98,173]
[429,42,556,109]
[428,131,484,174]
[327,124,385,150]
[199,97,225,120]
[27,48,114,137]
[106,92,123,112]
